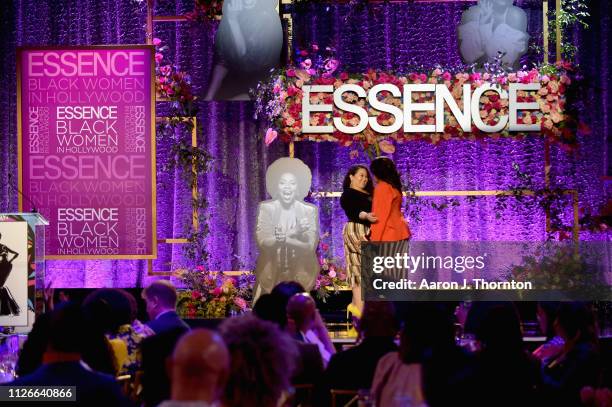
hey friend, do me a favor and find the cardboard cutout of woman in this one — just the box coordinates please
[254,158,319,300]
[0,232,20,316]
[205,0,283,100]
[458,0,528,68]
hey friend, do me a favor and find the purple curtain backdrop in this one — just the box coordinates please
[0,1,609,288]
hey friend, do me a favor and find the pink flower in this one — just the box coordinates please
[340,72,349,80]
[442,72,452,81]
[379,139,396,154]
[155,53,164,63]
[287,69,296,77]
[328,269,337,278]
[153,38,162,46]
[265,128,278,146]
[418,73,427,83]
[311,44,319,52]
[191,290,202,300]
[234,297,247,310]
[307,68,316,76]
[560,75,571,85]
[432,68,442,77]
[324,59,340,74]
[212,287,222,296]
[287,86,299,97]
[300,58,312,70]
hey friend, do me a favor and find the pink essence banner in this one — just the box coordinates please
[17,46,156,259]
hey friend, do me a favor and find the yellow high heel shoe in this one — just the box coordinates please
[346,304,362,338]
[346,303,362,319]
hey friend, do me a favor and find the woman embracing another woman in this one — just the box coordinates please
[369,157,412,286]
[340,165,377,319]
[340,157,411,320]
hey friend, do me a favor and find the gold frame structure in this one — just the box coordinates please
[16,45,158,260]
[146,0,576,276]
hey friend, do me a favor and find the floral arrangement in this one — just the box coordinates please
[175,266,255,318]
[186,0,224,23]
[508,244,609,296]
[153,38,195,106]
[313,232,349,301]
[256,47,579,150]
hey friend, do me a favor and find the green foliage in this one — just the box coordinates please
[531,0,590,62]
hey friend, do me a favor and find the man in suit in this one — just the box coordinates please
[142,280,190,335]
[2,303,132,407]
[253,292,324,386]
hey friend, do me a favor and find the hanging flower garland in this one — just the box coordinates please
[254,46,580,151]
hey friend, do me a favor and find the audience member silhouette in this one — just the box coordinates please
[157,329,229,407]
[473,304,542,406]
[543,302,601,405]
[316,301,399,406]
[142,280,189,335]
[219,314,298,407]
[3,303,132,406]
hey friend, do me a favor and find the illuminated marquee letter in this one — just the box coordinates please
[302,85,334,133]
[509,83,541,131]
[435,84,472,132]
[368,84,404,134]
[333,84,369,134]
[471,84,508,133]
[403,84,435,133]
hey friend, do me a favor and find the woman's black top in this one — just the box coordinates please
[340,188,372,226]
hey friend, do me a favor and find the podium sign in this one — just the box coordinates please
[0,213,47,327]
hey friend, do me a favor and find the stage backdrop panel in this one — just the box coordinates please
[0,1,608,287]
[17,46,156,259]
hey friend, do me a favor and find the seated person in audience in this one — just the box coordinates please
[315,301,398,406]
[16,306,116,377]
[2,303,132,407]
[141,327,189,407]
[581,386,612,407]
[473,304,542,406]
[142,280,190,335]
[420,304,477,407]
[270,281,308,328]
[157,329,229,407]
[82,288,153,376]
[254,292,324,385]
[543,302,602,405]
[287,293,336,367]
[371,304,446,407]
[219,314,298,407]
[533,302,564,365]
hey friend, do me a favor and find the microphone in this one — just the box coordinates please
[5,172,38,213]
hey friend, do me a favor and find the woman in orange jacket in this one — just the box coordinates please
[369,157,411,275]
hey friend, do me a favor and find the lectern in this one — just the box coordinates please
[0,213,48,329]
